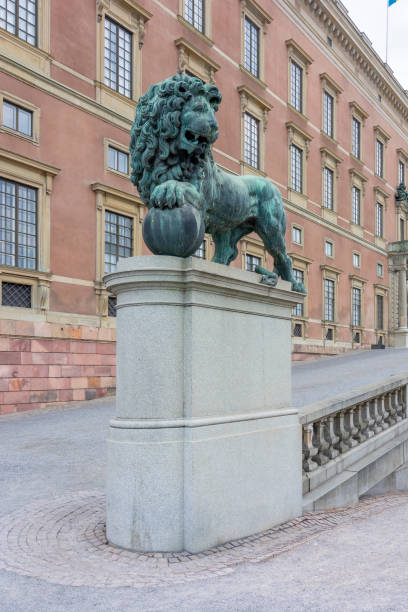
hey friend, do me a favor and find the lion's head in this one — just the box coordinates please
[130,73,222,204]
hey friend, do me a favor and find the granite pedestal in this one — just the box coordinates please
[105,256,302,553]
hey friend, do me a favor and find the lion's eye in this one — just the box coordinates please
[185,130,196,141]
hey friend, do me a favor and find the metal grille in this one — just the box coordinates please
[326,328,333,341]
[108,146,129,174]
[376,140,384,177]
[104,17,132,98]
[291,145,302,193]
[0,178,37,269]
[245,254,260,272]
[290,60,302,112]
[292,268,304,316]
[244,16,259,78]
[399,161,405,185]
[184,0,204,33]
[352,117,360,158]
[293,323,303,337]
[0,0,36,45]
[352,186,360,225]
[108,296,117,317]
[193,240,206,259]
[244,113,259,169]
[375,202,383,237]
[324,278,334,322]
[353,332,360,343]
[104,210,132,274]
[323,91,333,137]
[2,281,31,308]
[352,287,361,327]
[323,167,334,210]
[377,294,384,330]
[3,100,32,136]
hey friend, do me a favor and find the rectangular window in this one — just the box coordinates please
[400,218,405,241]
[291,144,303,193]
[377,262,383,277]
[377,294,384,329]
[292,268,304,316]
[323,91,334,137]
[325,240,333,257]
[0,178,37,269]
[376,139,384,177]
[0,0,36,46]
[352,287,361,327]
[375,202,384,237]
[399,160,405,185]
[244,112,259,169]
[185,0,205,34]
[104,17,132,98]
[2,100,32,137]
[351,186,361,225]
[324,278,335,322]
[104,210,133,274]
[323,167,334,210]
[244,16,259,78]
[292,226,302,244]
[1,281,31,308]
[353,253,360,268]
[352,117,361,158]
[108,146,129,174]
[290,60,303,112]
[193,240,206,259]
[245,253,260,272]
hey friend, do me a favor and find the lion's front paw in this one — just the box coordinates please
[292,281,307,294]
[150,181,200,209]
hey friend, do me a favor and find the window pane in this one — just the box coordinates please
[245,254,261,272]
[323,167,333,210]
[292,268,304,316]
[352,287,361,327]
[244,113,259,169]
[291,145,302,193]
[352,117,360,158]
[244,17,259,78]
[185,0,204,33]
[104,17,132,98]
[118,150,128,174]
[352,186,360,225]
[324,279,335,322]
[399,161,405,185]
[193,240,206,259]
[17,106,32,136]
[3,100,16,129]
[108,146,117,170]
[323,91,333,137]
[377,295,384,329]
[104,210,133,273]
[290,61,302,112]
[0,178,37,269]
[376,140,384,177]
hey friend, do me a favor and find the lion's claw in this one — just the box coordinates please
[150,180,200,209]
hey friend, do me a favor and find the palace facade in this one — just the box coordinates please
[1,0,408,413]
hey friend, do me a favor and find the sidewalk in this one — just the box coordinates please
[1,348,408,611]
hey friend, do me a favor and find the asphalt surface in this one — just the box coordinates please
[1,348,408,611]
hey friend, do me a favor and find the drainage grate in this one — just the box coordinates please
[108,296,117,317]
[2,282,31,308]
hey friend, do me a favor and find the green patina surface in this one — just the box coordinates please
[129,73,306,293]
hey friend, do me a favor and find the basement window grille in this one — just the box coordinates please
[326,327,333,341]
[353,332,360,344]
[108,296,117,317]
[293,323,303,338]
[2,281,31,308]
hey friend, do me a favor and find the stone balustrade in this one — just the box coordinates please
[301,375,408,475]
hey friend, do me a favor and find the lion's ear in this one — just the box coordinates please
[204,84,222,112]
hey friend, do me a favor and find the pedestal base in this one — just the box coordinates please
[105,256,303,553]
[393,328,408,347]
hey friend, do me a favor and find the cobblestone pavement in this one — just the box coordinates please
[0,489,407,590]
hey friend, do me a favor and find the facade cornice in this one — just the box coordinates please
[302,0,408,122]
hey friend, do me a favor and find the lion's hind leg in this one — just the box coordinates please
[211,224,252,265]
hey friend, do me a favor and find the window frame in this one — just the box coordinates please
[351,185,361,226]
[324,239,334,258]
[179,0,212,42]
[291,224,303,246]
[241,235,266,271]
[374,126,390,180]
[0,91,40,145]
[286,121,312,206]
[321,264,341,330]
[104,138,130,178]
[104,16,133,99]
[349,168,367,236]
[238,85,271,175]
[243,111,260,170]
[377,262,384,278]
[320,147,341,219]
[320,73,342,142]
[349,102,368,162]
[397,148,408,186]
[240,0,271,85]
[373,186,389,246]
[289,253,311,326]
[286,39,313,118]
[175,37,220,84]
[352,251,361,269]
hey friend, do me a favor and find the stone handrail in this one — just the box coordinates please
[300,373,408,473]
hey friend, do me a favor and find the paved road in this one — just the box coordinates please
[2,348,408,611]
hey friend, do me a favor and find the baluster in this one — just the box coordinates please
[325,415,339,459]
[335,410,352,453]
[401,385,408,419]
[361,401,375,439]
[383,393,395,427]
[303,423,318,472]
[393,389,403,422]
[344,407,359,448]
[369,398,383,434]
[378,395,390,430]
[313,419,330,466]
[354,403,367,443]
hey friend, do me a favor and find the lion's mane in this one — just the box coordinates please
[130,73,221,204]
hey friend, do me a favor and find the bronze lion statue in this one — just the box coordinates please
[130,73,306,293]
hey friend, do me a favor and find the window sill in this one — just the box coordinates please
[287,188,308,209]
[240,161,265,177]
[177,15,213,46]
[320,130,338,146]
[350,223,364,238]
[239,65,266,89]
[286,104,308,123]
[322,207,337,225]
[0,28,51,75]
[374,173,387,184]
[0,125,39,146]
[106,167,130,180]
[350,153,363,165]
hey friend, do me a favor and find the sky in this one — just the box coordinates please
[341,0,408,90]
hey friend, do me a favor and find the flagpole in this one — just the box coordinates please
[386,0,389,64]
